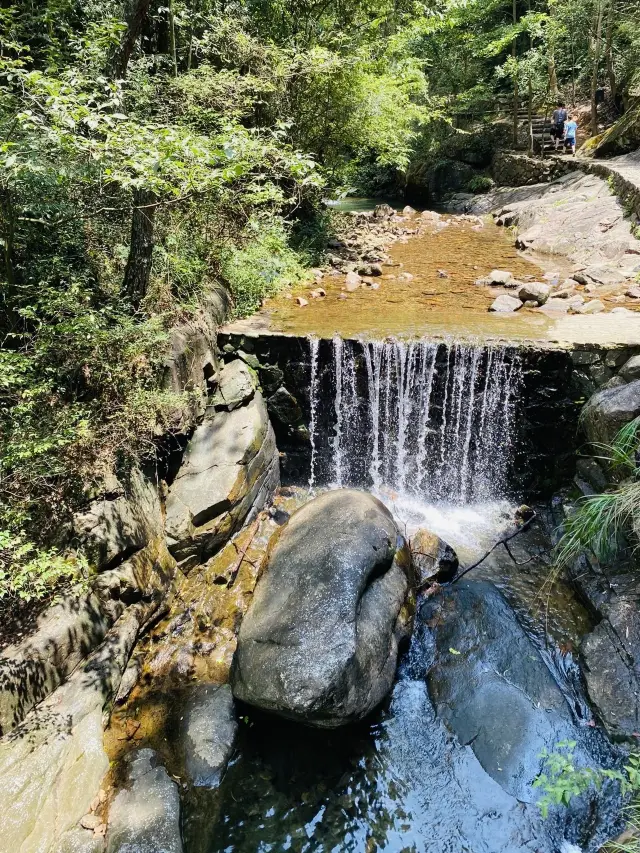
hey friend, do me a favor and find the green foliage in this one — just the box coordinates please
[554,418,640,568]
[534,741,639,819]
[219,218,310,317]
[0,529,88,605]
[467,174,495,193]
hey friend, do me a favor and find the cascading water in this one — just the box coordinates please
[309,337,522,505]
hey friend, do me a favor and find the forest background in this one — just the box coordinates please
[1,0,639,599]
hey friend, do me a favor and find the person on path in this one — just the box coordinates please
[552,103,567,150]
[563,114,578,156]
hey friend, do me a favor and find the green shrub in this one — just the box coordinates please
[219,218,310,317]
[466,174,495,194]
[555,418,640,569]
[534,741,639,819]
[0,529,88,605]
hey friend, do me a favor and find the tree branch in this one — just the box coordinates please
[450,512,538,584]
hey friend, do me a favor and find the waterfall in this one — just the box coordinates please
[308,337,319,490]
[308,338,522,504]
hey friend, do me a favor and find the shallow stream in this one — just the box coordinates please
[116,207,633,853]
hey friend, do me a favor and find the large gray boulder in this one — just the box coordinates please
[581,379,640,447]
[230,489,414,727]
[212,359,255,411]
[166,392,279,569]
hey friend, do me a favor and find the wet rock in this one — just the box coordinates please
[231,489,414,727]
[295,296,308,307]
[518,283,550,305]
[581,379,640,446]
[410,530,458,585]
[489,294,521,313]
[626,286,640,299]
[575,458,609,492]
[581,597,640,740]
[178,684,237,788]
[267,386,303,426]
[487,269,514,286]
[424,580,596,802]
[166,394,279,567]
[258,364,284,396]
[403,205,417,214]
[212,359,256,411]
[619,355,640,383]
[106,749,183,853]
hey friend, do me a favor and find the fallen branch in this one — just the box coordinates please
[226,515,262,588]
[450,512,538,584]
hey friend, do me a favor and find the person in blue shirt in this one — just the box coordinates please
[564,115,578,156]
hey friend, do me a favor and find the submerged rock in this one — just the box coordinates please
[230,489,414,727]
[106,749,183,853]
[178,684,237,788]
[423,580,604,803]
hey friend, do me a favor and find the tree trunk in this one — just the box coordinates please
[168,0,178,77]
[605,0,617,107]
[512,0,519,146]
[0,186,19,338]
[122,190,157,308]
[112,0,152,79]
[527,78,533,153]
[548,54,558,96]
[590,0,605,136]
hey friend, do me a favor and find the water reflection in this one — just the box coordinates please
[183,621,618,853]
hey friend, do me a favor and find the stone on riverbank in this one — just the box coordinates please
[518,282,550,305]
[165,393,279,570]
[487,269,514,286]
[410,529,459,585]
[489,294,521,313]
[230,489,414,727]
